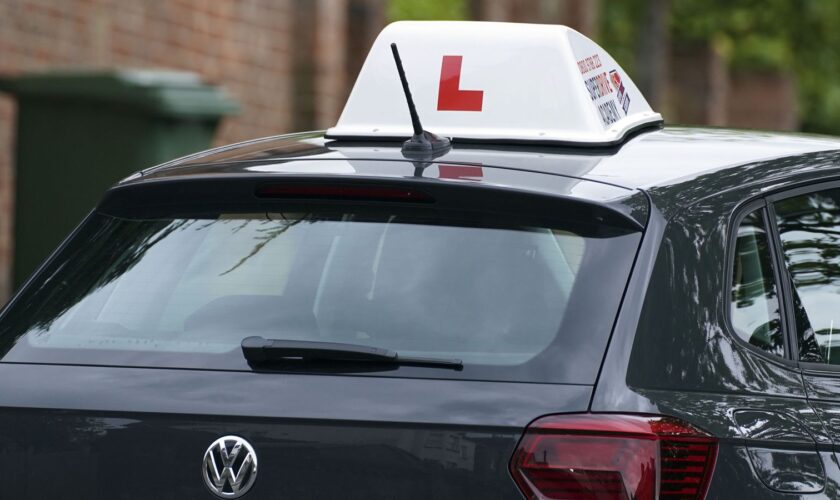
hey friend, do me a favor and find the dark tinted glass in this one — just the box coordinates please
[775,189,840,364]
[0,210,641,383]
[730,209,784,356]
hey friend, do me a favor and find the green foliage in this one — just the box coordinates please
[786,1,840,133]
[601,0,840,134]
[387,0,468,21]
[671,0,799,69]
[598,0,645,74]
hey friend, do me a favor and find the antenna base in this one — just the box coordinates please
[402,130,451,159]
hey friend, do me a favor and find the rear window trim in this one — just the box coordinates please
[0,207,644,384]
[722,198,796,367]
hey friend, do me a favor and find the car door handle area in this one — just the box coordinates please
[733,409,825,494]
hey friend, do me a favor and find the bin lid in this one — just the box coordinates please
[0,69,239,118]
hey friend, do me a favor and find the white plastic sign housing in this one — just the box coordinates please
[327,21,662,146]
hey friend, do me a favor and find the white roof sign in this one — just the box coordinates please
[327,21,662,146]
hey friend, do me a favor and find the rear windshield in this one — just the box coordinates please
[0,209,641,383]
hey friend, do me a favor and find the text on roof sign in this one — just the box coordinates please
[576,51,633,128]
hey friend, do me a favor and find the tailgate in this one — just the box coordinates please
[0,175,642,499]
[0,363,589,499]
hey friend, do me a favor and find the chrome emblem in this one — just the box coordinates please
[202,435,258,498]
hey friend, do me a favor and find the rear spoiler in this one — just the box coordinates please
[100,175,646,233]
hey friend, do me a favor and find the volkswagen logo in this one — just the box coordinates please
[202,435,258,498]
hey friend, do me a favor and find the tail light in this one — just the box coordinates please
[255,184,433,202]
[509,413,717,500]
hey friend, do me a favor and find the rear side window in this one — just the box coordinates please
[0,209,641,383]
[730,209,784,356]
[775,189,840,364]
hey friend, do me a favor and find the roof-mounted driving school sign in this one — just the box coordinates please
[326,21,663,147]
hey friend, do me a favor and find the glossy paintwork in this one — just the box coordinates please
[705,447,840,498]
[0,363,585,499]
[592,150,840,407]
[5,127,840,498]
[129,154,650,227]
[747,449,824,493]
[136,158,636,208]
[2,410,519,499]
[591,150,840,498]
[733,410,825,493]
[0,130,642,498]
[802,371,840,473]
[141,128,840,217]
[733,409,817,443]
[0,364,585,424]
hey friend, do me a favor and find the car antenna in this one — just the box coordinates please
[390,42,451,161]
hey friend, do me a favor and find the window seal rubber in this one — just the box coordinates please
[722,198,797,367]
[764,199,800,362]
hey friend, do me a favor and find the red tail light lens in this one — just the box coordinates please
[255,185,433,202]
[509,414,717,500]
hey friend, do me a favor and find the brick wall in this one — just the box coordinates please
[0,0,307,141]
[728,71,798,131]
[666,41,799,131]
[668,42,729,126]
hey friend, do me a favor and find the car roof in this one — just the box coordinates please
[133,126,840,220]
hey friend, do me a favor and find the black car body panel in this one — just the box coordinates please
[0,364,584,499]
[591,141,840,498]
[6,126,840,498]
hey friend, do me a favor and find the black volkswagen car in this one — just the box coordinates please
[3,20,840,500]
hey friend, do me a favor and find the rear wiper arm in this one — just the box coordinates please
[241,336,463,370]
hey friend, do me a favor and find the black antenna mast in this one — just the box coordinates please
[390,43,451,158]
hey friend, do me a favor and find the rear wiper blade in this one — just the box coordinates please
[241,336,463,370]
